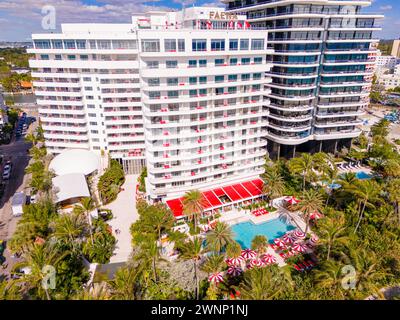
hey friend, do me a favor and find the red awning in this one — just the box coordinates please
[232,183,252,199]
[222,186,242,202]
[165,198,184,217]
[203,191,223,207]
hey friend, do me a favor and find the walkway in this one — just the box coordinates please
[105,174,139,263]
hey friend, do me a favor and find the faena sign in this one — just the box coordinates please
[209,11,238,20]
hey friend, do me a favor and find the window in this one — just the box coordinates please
[40,54,49,60]
[83,77,91,81]
[215,75,224,83]
[199,76,207,84]
[34,40,51,49]
[80,55,88,60]
[215,59,225,66]
[149,91,161,99]
[189,89,198,97]
[230,58,238,65]
[86,96,94,100]
[253,73,262,80]
[240,39,249,50]
[67,55,76,60]
[229,39,238,50]
[241,74,251,81]
[199,89,207,96]
[189,77,197,85]
[92,138,100,142]
[168,91,179,98]
[98,40,111,49]
[90,122,98,125]
[88,113,96,117]
[167,78,178,86]
[55,54,62,60]
[199,59,207,67]
[254,57,262,64]
[178,39,185,52]
[142,39,160,52]
[164,39,176,52]
[84,87,93,91]
[76,40,86,49]
[166,60,178,68]
[192,39,207,51]
[63,40,76,49]
[251,39,264,50]
[146,61,159,69]
[89,40,97,49]
[241,57,250,65]
[87,104,95,108]
[211,39,225,51]
[51,40,63,49]
[148,78,160,86]
[188,60,197,68]
[228,74,237,82]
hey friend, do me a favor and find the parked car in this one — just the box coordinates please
[3,164,11,180]
[28,194,36,204]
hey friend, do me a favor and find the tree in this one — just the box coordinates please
[314,260,347,299]
[74,197,96,244]
[347,180,381,233]
[386,178,400,226]
[251,235,268,255]
[288,153,315,190]
[178,238,204,300]
[317,212,350,260]
[109,266,142,300]
[262,169,285,206]
[293,189,323,234]
[182,190,204,234]
[371,119,390,138]
[226,241,242,260]
[206,221,234,253]
[97,160,125,204]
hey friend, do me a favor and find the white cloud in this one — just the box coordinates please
[380,5,393,11]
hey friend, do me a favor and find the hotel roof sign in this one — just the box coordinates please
[209,11,238,20]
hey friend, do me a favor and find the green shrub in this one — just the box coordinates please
[97,160,125,204]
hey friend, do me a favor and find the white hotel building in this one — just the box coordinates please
[29,7,273,213]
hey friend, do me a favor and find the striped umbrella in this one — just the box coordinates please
[249,258,263,268]
[310,234,319,244]
[274,238,286,247]
[285,196,300,205]
[282,233,295,244]
[260,253,277,265]
[208,272,224,284]
[310,210,323,220]
[292,242,308,253]
[226,256,244,266]
[227,266,243,277]
[293,230,306,240]
[241,249,257,260]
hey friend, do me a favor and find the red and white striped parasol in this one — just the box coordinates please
[227,266,243,277]
[282,233,295,244]
[310,210,323,220]
[292,242,308,253]
[274,238,286,247]
[285,196,300,205]
[293,230,306,239]
[208,272,224,284]
[241,249,257,260]
[260,253,277,265]
[226,256,244,266]
[310,234,319,244]
[249,258,263,268]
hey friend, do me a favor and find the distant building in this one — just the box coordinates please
[375,50,399,70]
[391,40,400,58]
[378,65,400,89]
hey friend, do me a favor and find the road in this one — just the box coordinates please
[0,106,38,275]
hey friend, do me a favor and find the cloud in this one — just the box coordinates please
[380,5,393,11]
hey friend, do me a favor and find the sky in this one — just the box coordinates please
[0,0,398,41]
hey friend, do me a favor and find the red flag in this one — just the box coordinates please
[245,21,251,29]
[206,20,212,29]
[228,20,234,29]
[237,21,243,29]
[165,20,168,29]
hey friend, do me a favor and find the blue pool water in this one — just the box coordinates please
[232,218,295,249]
[355,171,373,180]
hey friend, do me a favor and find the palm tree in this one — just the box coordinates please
[74,197,96,244]
[237,266,293,300]
[317,213,350,260]
[288,153,315,190]
[206,221,234,253]
[314,260,347,299]
[262,170,285,206]
[178,238,204,300]
[293,189,323,234]
[109,266,142,300]
[251,235,268,255]
[202,254,225,300]
[182,190,205,234]
[386,178,400,226]
[347,180,381,233]
[13,243,69,300]
[73,282,111,300]
[0,278,23,300]
[24,133,38,146]
[226,241,242,260]
[382,159,400,179]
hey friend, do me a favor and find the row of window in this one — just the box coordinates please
[34,39,137,50]
[145,57,263,69]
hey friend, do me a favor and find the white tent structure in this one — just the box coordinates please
[52,173,90,204]
[49,149,100,176]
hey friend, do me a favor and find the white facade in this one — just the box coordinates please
[378,64,400,89]
[29,7,273,201]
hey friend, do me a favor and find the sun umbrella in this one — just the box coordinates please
[208,272,224,284]
[226,256,244,266]
[285,196,300,205]
[227,266,243,277]
[310,234,319,244]
[274,238,286,247]
[241,249,257,260]
[250,259,263,267]
[310,210,323,220]
[282,233,295,244]
[292,242,308,253]
[293,230,306,239]
[260,253,277,264]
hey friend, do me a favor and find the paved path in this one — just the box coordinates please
[105,175,139,263]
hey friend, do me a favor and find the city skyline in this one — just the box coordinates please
[0,0,398,41]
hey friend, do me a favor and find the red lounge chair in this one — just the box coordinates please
[306,260,315,267]
[293,265,303,272]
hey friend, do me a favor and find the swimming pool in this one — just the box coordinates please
[232,218,295,249]
[355,171,373,180]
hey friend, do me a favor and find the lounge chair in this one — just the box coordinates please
[293,265,303,272]
[306,260,316,267]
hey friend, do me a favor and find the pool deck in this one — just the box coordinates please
[337,165,372,175]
